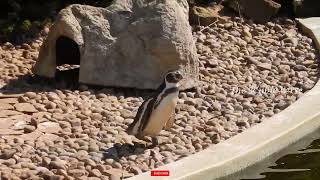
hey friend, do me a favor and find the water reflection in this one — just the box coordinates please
[219,131,320,180]
[251,138,320,180]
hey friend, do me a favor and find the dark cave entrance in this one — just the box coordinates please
[55,36,81,87]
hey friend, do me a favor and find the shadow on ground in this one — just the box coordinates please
[103,142,147,160]
[0,68,158,99]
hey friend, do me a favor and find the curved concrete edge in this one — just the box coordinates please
[128,81,320,180]
[296,17,320,54]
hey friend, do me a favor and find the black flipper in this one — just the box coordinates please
[126,79,167,137]
[126,97,152,135]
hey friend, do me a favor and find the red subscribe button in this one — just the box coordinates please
[151,170,170,176]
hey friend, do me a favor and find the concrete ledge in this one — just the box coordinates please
[296,17,320,54]
[128,81,320,180]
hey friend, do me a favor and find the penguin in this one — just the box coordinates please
[126,70,183,141]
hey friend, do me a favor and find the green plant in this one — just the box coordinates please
[2,25,15,35]
[20,20,31,32]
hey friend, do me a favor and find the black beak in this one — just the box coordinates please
[176,73,183,81]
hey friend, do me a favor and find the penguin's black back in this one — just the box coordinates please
[126,80,166,137]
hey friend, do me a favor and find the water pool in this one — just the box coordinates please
[219,130,320,180]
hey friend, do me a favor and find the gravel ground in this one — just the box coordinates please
[0,17,319,180]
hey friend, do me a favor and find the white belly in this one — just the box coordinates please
[143,92,178,136]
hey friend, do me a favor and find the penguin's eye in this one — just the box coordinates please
[166,73,175,82]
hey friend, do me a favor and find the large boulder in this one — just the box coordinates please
[33,0,199,90]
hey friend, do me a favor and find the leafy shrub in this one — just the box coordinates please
[1,0,217,43]
[1,0,113,43]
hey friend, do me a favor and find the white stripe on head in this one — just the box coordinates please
[165,79,179,89]
[153,79,179,109]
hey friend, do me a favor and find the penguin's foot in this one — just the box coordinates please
[152,137,160,145]
[131,137,148,147]
[132,136,160,148]
[147,137,159,148]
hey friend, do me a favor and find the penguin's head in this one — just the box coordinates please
[165,70,183,86]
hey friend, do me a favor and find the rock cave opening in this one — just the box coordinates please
[55,36,80,85]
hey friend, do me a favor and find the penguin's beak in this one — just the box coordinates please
[175,73,183,81]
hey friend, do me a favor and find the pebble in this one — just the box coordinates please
[211,101,222,111]
[24,125,36,133]
[0,102,14,110]
[215,93,226,101]
[84,158,97,167]
[25,92,37,99]
[1,149,16,159]
[68,169,88,177]
[130,166,142,175]
[0,16,318,179]
[257,63,272,70]
[14,103,38,113]
[89,169,102,177]
[49,160,66,170]
[245,56,258,65]
[294,65,307,71]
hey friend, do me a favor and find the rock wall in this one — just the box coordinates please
[33,0,199,90]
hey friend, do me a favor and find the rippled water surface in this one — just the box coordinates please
[221,131,320,180]
[248,139,320,180]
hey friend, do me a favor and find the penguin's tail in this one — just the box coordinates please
[125,124,137,136]
[125,125,133,135]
